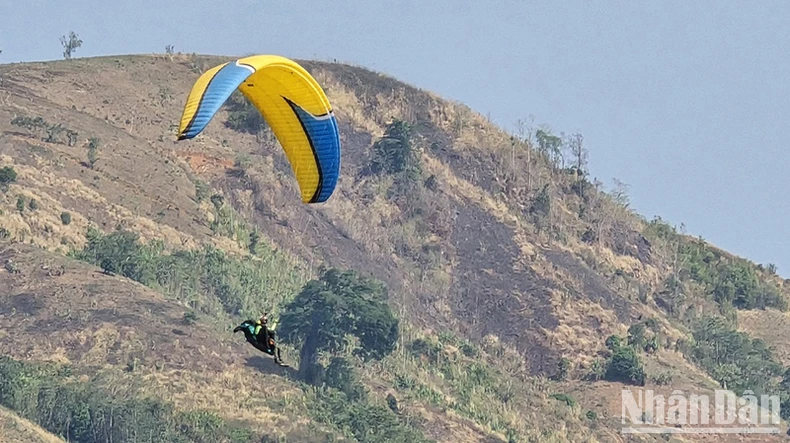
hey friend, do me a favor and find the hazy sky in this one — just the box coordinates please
[1,1,788,276]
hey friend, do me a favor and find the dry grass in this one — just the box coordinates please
[135,366,313,435]
[543,290,621,367]
[0,407,65,443]
[738,309,790,365]
[312,69,384,137]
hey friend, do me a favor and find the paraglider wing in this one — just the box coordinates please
[177,55,341,203]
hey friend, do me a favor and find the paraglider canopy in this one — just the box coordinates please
[177,55,341,204]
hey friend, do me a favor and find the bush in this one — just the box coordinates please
[554,357,571,380]
[224,91,268,135]
[323,357,367,401]
[60,212,72,225]
[368,119,420,178]
[194,179,209,202]
[605,345,646,386]
[0,166,17,188]
[652,371,673,385]
[183,311,198,325]
[11,116,77,146]
[549,393,577,408]
[605,335,622,351]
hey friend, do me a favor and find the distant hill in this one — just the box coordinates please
[0,53,788,442]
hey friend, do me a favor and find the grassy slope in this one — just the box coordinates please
[0,406,65,443]
[0,53,788,442]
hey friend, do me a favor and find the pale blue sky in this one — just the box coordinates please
[1,1,788,277]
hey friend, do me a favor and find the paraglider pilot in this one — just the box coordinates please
[233,312,284,365]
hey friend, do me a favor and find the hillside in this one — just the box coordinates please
[0,53,789,442]
[0,406,64,443]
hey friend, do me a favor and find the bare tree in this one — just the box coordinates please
[515,116,535,191]
[60,32,82,60]
[610,178,630,209]
[587,178,608,245]
[568,133,587,174]
[566,132,588,198]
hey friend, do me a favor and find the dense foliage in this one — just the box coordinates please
[69,227,305,319]
[0,356,254,443]
[279,268,399,382]
[305,387,434,443]
[224,91,269,135]
[644,217,786,313]
[685,316,784,396]
[368,119,421,179]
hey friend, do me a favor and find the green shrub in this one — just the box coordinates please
[368,119,420,177]
[549,393,577,408]
[605,345,646,386]
[60,212,72,225]
[652,371,673,386]
[224,91,268,135]
[0,166,17,188]
[194,179,209,202]
[183,311,198,325]
[605,335,622,351]
[323,357,367,401]
[554,357,571,380]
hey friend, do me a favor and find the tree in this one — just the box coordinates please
[529,183,551,234]
[566,132,588,197]
[627,323,646,349]
[568,133,587,173]
[279,268,399,383]
[87,137,99,169]
[535,128,562,167]
[369,119,420,178]
[60,32,82,60]
[514,117,534,191]
[75,228,154,283]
